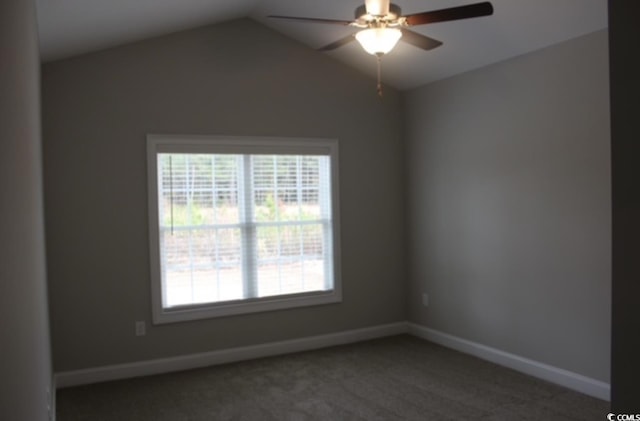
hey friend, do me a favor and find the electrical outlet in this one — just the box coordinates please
[422,293,429,307]
[135,321,146,336]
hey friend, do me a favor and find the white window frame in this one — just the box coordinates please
[147,134,342,324]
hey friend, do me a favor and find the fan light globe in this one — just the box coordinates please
[355,27,402,55]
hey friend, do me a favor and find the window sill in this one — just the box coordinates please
[152,290,342,324]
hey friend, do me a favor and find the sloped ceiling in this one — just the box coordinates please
[36,0,608,90]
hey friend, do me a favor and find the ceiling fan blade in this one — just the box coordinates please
[400,29,443,51]
[317,34,356,52]
[365,0,390,16]
[268,15,353,25]
[405,2,494,26]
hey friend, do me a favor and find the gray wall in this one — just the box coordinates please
[404,30,611,382]
[609,1,640,411]
[0,0,52,419]
[42,19,406,372]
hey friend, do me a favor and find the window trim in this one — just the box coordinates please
[147,134,342,324]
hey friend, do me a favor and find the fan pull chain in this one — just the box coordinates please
[376,54,383,98]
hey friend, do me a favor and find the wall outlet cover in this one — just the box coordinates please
[135,321,146,336]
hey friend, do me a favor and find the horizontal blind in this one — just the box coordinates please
[157,153,332,308]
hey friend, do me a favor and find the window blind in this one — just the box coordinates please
[157,153,333,308]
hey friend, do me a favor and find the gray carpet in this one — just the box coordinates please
[56,335,608,420]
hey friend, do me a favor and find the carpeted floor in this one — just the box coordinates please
[56,335,608,420]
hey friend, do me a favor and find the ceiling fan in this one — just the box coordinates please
[269,0,494,96]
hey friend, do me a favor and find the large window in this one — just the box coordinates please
[147,135,341,323]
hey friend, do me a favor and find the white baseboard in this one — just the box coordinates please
[55,322,408,389]
[55,321,610,403]
[407,323,610,401]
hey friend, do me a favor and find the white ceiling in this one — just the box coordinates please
[36,0,608,90]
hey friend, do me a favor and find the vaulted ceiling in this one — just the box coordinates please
[36,0,607,90]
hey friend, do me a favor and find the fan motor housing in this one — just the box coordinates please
[354,3,402,21]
